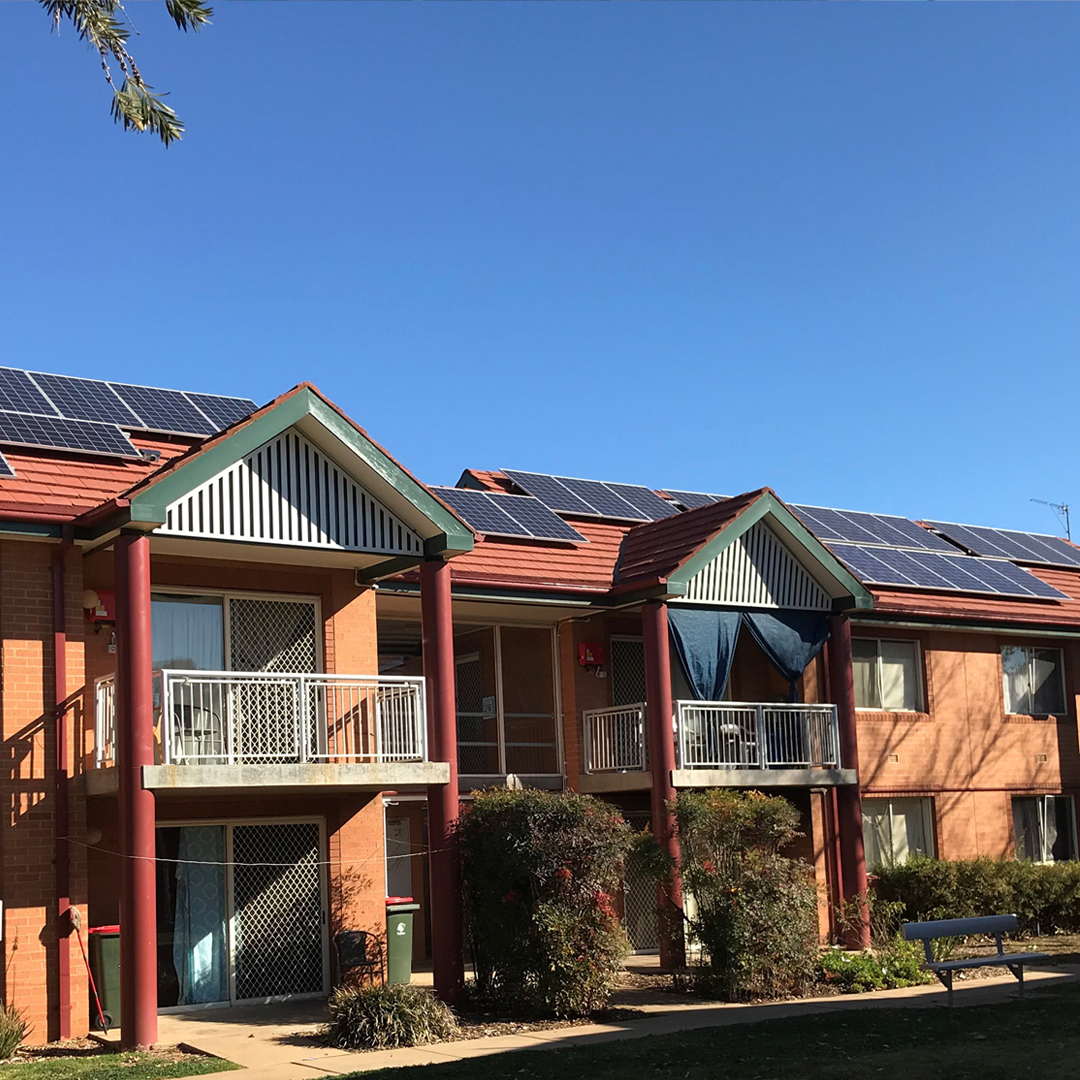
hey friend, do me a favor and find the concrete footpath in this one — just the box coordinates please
[157,965,1079,1080]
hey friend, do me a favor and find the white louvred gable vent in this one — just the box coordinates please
[683,519,831,610]
[159,427,424,555]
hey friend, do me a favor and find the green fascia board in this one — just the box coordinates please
[666,492,874,611]
[126,388,473,554]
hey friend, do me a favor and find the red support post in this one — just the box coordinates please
[642,601,684,969]
[420,559,465,1006]
[115,533,158,1049]
[828,614,870,949]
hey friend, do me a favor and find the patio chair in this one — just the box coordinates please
[334,930,380,986]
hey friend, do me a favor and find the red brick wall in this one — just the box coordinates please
[1,539,89,1042]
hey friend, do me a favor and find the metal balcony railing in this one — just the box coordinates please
[675,701,840,770]
[583,703,648,773]
[93,670,428,767]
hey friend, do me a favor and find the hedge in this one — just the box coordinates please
[872,855,1080,935]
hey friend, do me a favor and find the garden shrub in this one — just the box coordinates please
[325,984,457,1049]
[457,787,633,1017]
[674,790,820,1002]
[0,1003,28,1059]
[873,855,1080,936]
[816,938,927,993]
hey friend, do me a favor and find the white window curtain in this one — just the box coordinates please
[152,594,225,671]
[852,640,880,709]
[1002,647,1065,715]
[853,639,919,711]
[862,798,934,867]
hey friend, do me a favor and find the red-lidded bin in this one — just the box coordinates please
[385,898,419,984]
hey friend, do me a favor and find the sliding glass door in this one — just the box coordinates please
[156,819,326,1009]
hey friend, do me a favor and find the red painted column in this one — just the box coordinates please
[828,614,870,949]
[115,534,158,1049]
[642,601,684,969]
[420,559,465,1005]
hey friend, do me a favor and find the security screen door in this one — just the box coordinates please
[158,819,326,1008]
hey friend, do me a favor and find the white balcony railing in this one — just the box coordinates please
[583,703,648,773]
[675,701,840,770]
[93,670,428,767]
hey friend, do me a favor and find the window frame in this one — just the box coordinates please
[852,637,924,713]
[151,586,324,673]
[1011,795,1078,863]
[453,623,563,779]
[1000,645,1068,718]
[861,796,936,867]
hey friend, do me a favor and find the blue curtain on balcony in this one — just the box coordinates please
[742,611,831,701]
[668,608,742,700]
[173,825,228,1005]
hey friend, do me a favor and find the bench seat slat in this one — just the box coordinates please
[926,952,1049,971]
[903,915,1018,940]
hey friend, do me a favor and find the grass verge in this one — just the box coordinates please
[347,981,1080,1080]
[0,1052,239,1080]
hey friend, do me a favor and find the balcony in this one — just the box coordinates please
[89,670,449,795]
[579,700,855,792]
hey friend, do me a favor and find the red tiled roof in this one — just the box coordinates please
[457,469,517,494]
[612,488,770,591]
[0,437,193,522]
[869,567,1080,628]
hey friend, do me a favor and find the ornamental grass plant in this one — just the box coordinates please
[324,984,457,1050]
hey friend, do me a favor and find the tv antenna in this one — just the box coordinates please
[1031,499,1071,540]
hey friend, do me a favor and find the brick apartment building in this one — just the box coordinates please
[0,368,1076,1047]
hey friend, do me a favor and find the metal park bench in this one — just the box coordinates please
[902,914,1050,1005]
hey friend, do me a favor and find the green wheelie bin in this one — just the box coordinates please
[87,925,121,1031]
[385,898,420,984]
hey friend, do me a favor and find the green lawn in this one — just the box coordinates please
[0,1053,238,1080]
[350,982,1080,1080]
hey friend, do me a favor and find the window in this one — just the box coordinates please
[454,625,560,777]
[1002,646,1066,716]
[852,639,921,711]
[1012,796,1077,862]
[862,798,935,868]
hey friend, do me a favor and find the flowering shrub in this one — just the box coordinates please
[457,787,632,1017]
[675,790,820,1001]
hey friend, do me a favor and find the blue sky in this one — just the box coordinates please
[2,3,1079,532]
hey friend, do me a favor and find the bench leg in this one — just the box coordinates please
[947,969,954,1008]
[1007,964,1025,998]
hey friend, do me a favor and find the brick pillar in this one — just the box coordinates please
[420,559,464,1005]
[828,614,870,949]
[115,534,157,1048]
[642,601,684,969]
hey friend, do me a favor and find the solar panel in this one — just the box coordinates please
[603,482,680,520]
[504,470,675,521]
[792,504,957,552]
[924,521,1080,568]
[0,411,139,459]
[183,392,257,432]
[828,542,1068,600]
[0,452,16,478]
[28,372,143,426]
[664,491,727,511]
[109,384,216,435]
[432,487,587,543]
[0,368,59,416]
[502,471,596,515]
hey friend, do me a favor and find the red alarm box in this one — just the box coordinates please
[578,642,606,667]
[86,590,116,623]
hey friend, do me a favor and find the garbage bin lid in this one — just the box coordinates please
[89,925,120,934]
[385,897,413,905]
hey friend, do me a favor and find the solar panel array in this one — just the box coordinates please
[924,521,1080,569]
[791,504,957,552]
[503,470,679,521]
[0,367,258,466]
[432,486,588,543]
[664,490,727,511]
[829,542,1067,600]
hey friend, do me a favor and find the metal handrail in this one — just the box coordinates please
[93,670,428,767]
[583,703,648,773]
[675,700,840,770]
